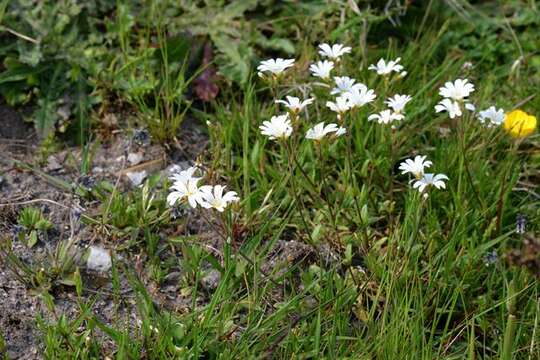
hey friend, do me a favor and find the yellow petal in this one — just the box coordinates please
[503,109,537,138]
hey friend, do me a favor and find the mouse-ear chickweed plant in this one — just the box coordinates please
[167,166,239,212]
[368,57,406,77]
[310,60,335,79]
[478,106,505,127]
[435,78,476,117]
[256,58,295,78]
[199,39,538,257]
[163,34,538,358]
[318,43,352,60]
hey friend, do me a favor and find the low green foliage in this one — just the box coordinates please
[17,206,52,247]
[3,206,80,292]
[0,0,411,142]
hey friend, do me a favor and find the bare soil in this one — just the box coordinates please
[0,108,210,358]
[0,107,316,358]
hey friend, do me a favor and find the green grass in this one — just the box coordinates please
[2,1,540,359]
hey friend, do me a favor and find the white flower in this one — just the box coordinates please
[306,122,339,140]
[318,43,352,59]
[435,99,462,119]
[275,96,314,112]
[368,110,404,124]
[368,58,404,75]
[257,58,295,75]
[335,127,347,136]
[399,155,432,178]
[259,114,293,140]
[326,95,352,116]
[310,60,334,79]
[167,178,205,208]
[412,173,449,193]
[199,185,239,212]
[385,94,412,114]
[478,106,505,127]
[331,76,356,95]
[344,84,376,108]
[170,166,200,183]
[439,79,475,101]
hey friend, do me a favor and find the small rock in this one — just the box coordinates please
[46,155,63,171]
[57,104,71,121]
[201,269,221,290]
[86,246,112,273]
[127,152,144,165]
[78,174,96,191]
[92,166,104,173]
[126,171,147,186]
[166,164,182,175]
[132,128,151,147]
[166,161,192,176]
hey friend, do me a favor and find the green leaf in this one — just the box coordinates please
[0,57,39,84]
[36,218,53,230]
[17,43,43,67]
[256,36,295,54]
[28,230,38,248]
[35,97,60,137]
[57,278,76,287]
[213,35,253,84]
[73,268,83,297]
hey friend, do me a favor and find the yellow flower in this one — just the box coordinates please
[503,109,537,138]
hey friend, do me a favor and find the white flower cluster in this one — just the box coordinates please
[435,79,476,119]
[365,94,412,125]
[259,46,413,132]
[257,43,449,196]
[167,167,239,212]
[366,59,411,125]
[399,155,448,194]
[434,78,506,128]
[326,77,378,121]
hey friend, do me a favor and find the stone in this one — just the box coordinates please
[127,152,144,165]
[201,269,221,290]
[125,171,147,186]
[86,246,112,273]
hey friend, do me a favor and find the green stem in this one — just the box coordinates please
[284,139,316,246]
[317,143,339,235]
[343,111,363,222]
[495,140,520,234]
[501,280,517,360]
[458,113,485,211]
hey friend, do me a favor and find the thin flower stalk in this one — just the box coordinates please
[282,139,317,246]
[315,142,339,235]
[342,112,364,221]
[456,110,485,211]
